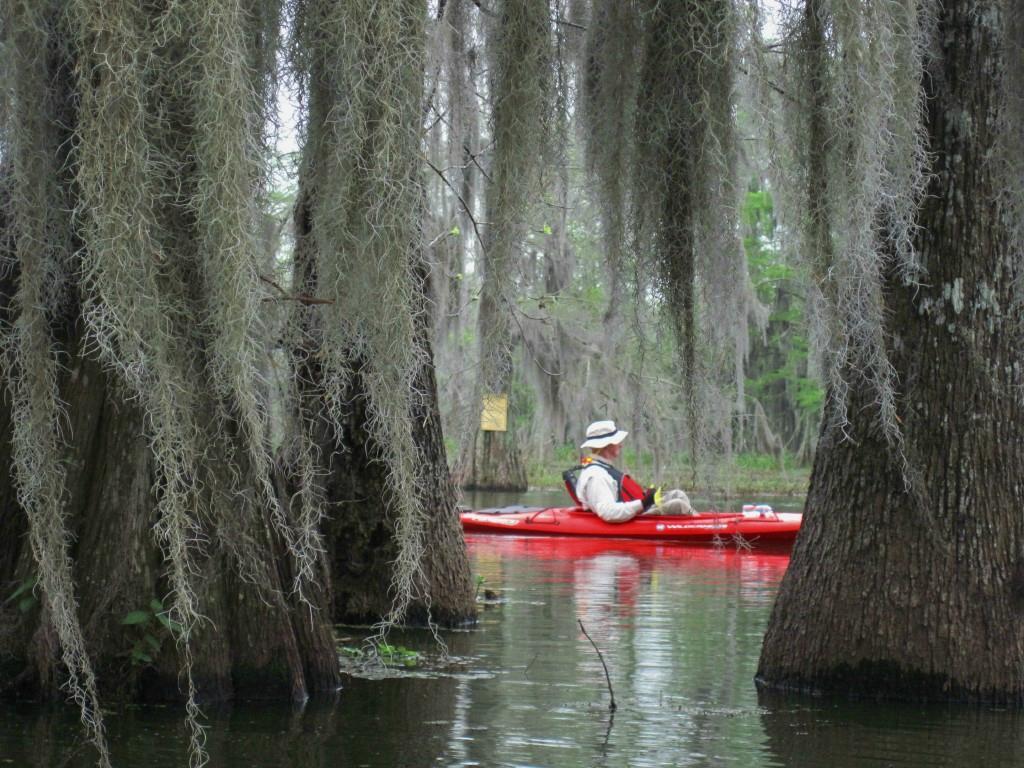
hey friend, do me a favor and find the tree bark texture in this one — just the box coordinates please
[455,286,529,493]
[459,427,528,493]
[453,253,528,492]
[0,328,340,703]
[757,0,1024,703]
[0,18,339,702]
[290,189,476,628]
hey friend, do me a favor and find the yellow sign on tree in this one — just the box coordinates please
[480,393,509,432]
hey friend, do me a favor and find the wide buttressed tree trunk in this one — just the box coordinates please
[757,0,1024,702]
[0,3,340,762]
[0,334,339,705]
[287,0,476,628]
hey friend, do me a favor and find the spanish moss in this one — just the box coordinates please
[185,0,303,591]
[753,0,933,446]
[69,0,304,762]
[477,0,553,396]
[582,0,640,329]
[2,4,109,765]
[292,0,434,627]
[449,0,552,488]
[631,0,744,477]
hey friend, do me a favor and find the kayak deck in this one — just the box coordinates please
[459,505,801,546]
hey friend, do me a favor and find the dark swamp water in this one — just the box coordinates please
[2,493,1023,767]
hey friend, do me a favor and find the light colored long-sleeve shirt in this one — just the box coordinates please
[576,463,644,523]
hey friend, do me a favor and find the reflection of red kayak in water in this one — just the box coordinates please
[466,533,793,586]
[460,505,801,547]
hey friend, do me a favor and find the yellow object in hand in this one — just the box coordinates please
[654,487,663,507]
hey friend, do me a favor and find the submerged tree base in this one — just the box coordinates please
[757,0,1024,707]
[756,660,1024,706]
[457,430,528,493]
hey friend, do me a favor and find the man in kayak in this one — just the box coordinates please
[563,420,695,523]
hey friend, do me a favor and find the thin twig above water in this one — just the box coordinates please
[578,619,617,712]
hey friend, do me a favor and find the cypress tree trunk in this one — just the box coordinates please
[283,0,476,628]
[0,0,339,705]
[757,0,1024,703]
[457,246,527,493]
[287,0,476,624]
[457,190,528,493]
[453,0,550,495]
[460,428,528,493]
[290,190,476,627]
[0,328,340,702]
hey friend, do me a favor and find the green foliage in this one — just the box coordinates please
[733,452,782,471]
[5,575,39,614]
[523,443,581,489]
[340,643,421,668]
[119,611,151,626]
[742,186,824,436]
[118,599,182,667]
[794,375,825,414]
[526,445,809,495]
[742,186,784,300]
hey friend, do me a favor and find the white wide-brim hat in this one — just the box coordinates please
[580,420,629,449]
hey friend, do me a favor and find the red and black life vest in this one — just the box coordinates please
[562,456,645,505]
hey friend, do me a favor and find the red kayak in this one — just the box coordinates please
[459,504,801,547]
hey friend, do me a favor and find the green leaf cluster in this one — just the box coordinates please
[119,599,182,666]
[742,187,824,424]
[4,575,39,614]
[340,643,421,668]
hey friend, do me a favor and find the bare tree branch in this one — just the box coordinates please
[424,156,487,250]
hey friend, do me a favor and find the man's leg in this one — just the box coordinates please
[659,489,694,515]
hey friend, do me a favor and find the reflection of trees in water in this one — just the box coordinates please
[1,679,463,768]
[319,677,459,768]
[560,546,785,767]
[758,692,1024,768]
